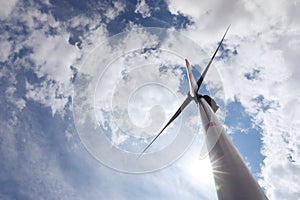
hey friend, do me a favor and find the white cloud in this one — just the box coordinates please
[27,31,79,83]
[26,80,70,116]
[6,86,26,111]
[1,1,109,116]
[135,0,151,18]
[0,40,13,62]
[105,1,126,21]
[165,0,300,199]
[0,2,82,116]
[23,28,80,116]
[0,0,18,19]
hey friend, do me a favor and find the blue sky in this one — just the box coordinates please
[1,0,300,199]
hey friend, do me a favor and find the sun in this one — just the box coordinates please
[185,156,215,185]
[179,154,218,199]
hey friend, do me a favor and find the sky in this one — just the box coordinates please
[0,0,299,199]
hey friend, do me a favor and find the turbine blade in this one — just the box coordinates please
[138,95,193,159]
[196,25,230,91]
[185,59,198,97]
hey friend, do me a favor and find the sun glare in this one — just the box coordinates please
[186,157,215,185]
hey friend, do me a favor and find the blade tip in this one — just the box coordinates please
[185,58,189,66]
[137,151,146,160]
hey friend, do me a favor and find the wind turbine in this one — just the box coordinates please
[139,26,269,200]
